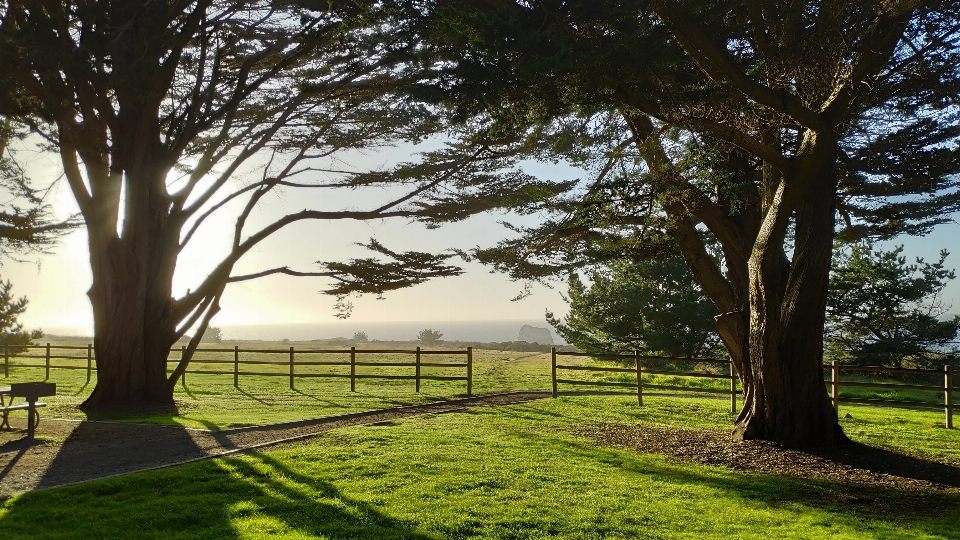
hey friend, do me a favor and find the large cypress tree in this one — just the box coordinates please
[0,0,561,408]
[364,0,960,447]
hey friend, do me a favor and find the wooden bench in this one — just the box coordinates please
[0,382,56,439]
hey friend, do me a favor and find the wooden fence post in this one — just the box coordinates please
[86,344,93,382]
[289,346,295,390]
[467,347,473,397]
[831,360,839,413]
[634,350,643,406]
[181,345,187,387]
[551,347,558,398]
[45,343,51,380]
[234,346,239,388]
[350,346,356,392]
[946,364,954,429]
[3,343,8,378]
[729,361,737,414]
[415,346,421,393]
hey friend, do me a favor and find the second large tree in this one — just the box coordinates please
[405,0,960,447]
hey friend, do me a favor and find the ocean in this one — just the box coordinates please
[218,320,565,344]
[45,319,566,344]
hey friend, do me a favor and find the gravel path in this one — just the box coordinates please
[0,392,549,498]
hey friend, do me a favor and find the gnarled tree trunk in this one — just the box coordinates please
[733,137,843,447]
[81,162,181,409]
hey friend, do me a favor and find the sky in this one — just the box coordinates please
[3,138,959,337]
[3,142,579,335]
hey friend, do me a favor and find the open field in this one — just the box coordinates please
[1,339,958,538]
[1,339,954,429]
[0,395,958,539]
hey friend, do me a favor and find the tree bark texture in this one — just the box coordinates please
[82,164,181,408]
[629,111,843,447]
[733,137,843,447]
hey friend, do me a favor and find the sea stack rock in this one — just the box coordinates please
[518,324,553,344]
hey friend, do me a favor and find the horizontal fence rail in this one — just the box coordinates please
[551,348,739,414]
[549,348,955,428]
[3,343,472,397]
[825,360,953,428]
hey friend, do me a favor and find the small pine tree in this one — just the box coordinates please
[0,277,42,354]
[547,257,721,357]
[826,243,960,369]
[417,329,443,346]
[201,326,223,343]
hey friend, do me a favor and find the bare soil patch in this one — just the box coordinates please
[0,391,547,498]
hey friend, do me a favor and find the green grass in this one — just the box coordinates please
[1,396,958,539]
[2,341,954,431]
[1,342,553,429]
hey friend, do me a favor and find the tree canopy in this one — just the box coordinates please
[0,116,78,258]
[0,0,557,407]
[365,0,960,447]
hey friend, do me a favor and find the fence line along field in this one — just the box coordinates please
[1,339,548,429]
[1,339,956,432]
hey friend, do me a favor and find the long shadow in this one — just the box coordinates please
[71,381,91,396]
[530,429,960,531]
[808,441,960,488]
[234,387,270,405]
[291,388,350,409]
[0,445,437,539]
[31,419,206,491]
[352,391,415,408]
[0,441,30,483]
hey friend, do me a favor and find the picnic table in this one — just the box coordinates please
[0,382,56,439]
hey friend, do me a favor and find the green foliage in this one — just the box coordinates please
[0,277,41,354]
[322,240,465,311]
[826,243,960,368]
[416,328,443,346]
[548,256,720,357]
[352,331,369,343]
[0,118,77,258]
[200,326,222,343]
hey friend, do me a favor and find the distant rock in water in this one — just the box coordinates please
[518,325,553,345]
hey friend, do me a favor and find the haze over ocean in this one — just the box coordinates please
[44,319,566,344]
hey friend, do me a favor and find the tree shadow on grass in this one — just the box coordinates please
[808,441,960,488]
[291,388,352,409]
[70,381,91,396]
[0,449,437,540]
[536,432,960,537]
[234,387,271,405]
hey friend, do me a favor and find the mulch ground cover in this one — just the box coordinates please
[575,422,960,515]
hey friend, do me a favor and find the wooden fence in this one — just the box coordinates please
[4,343,954,427]
[550,348,955,428]
[2,343,473,396]
[551,349,739,413]
[825,360,953,429]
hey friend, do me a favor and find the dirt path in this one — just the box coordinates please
[0,392,549,498]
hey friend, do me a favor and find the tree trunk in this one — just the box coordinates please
[80,165,180,409]
[734,140,845,448]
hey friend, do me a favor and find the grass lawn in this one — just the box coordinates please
[1,395,958,539]
[2,341,553,428]
[2,340,958,538]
